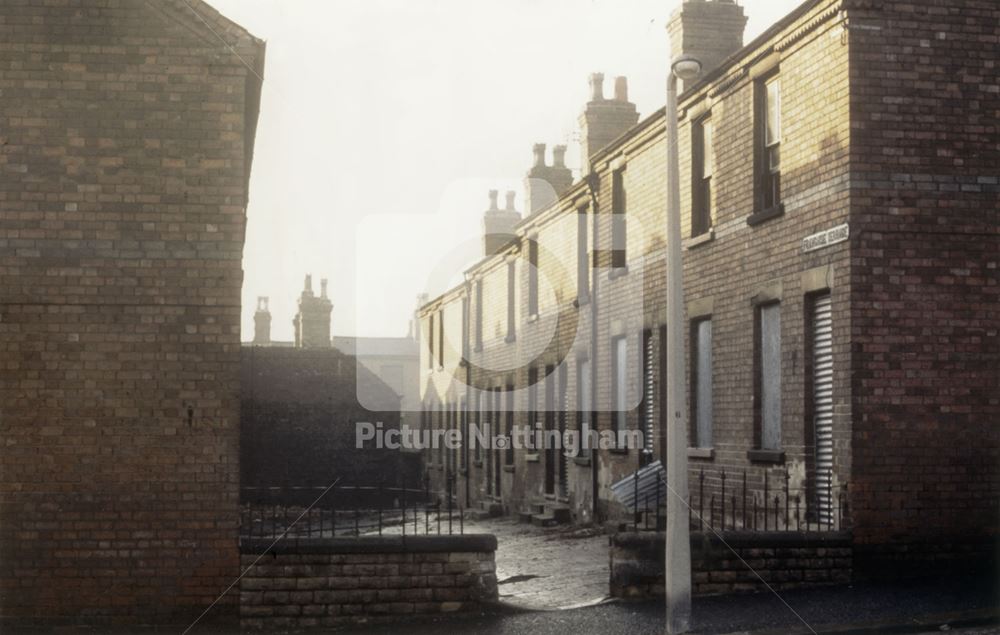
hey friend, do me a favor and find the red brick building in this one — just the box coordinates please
[0,0,263,624]
[418,0,998,577]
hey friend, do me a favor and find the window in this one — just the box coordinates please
[577,208,589,300]
[611,168,627,268]
[437,404,444,467]
[437,309,444,367]
[474,280,483,350]
[692,116,714,236]
[476,392,487,463]
[577,358,591,435]
[527,238,539,316]
[506,261,516,341]
[611,336,628,449]
[756,75,781,212]
[755,303,782,451]
[691,318,713,448]
[527,367,538,451]
[427,314,435,369]
[447,404,455,475]
[461,296,469,360]
[460,397,468,471]
[505,386,515,467]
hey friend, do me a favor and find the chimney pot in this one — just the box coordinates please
[588,72,605,102]
[505,191,516,212]
[304,274,313,295]
[532,143,547,168]
[488,189,499,211]
[320,278,328,299]
[552,145,567,168]
[614,76,629,102]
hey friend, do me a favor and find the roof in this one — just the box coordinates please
[417,0,839,318]
[332,336,419,358]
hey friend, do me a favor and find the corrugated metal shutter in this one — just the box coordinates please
[812,294,834,525]
[643,333,655,457]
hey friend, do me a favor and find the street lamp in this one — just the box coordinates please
[664,53,701,635]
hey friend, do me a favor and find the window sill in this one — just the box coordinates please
[688,447,714,460]
[607,265,629,281]
[684,229,715,250]
[747,448,785,464]
[504,334,516,344]
[574,294,590,308]
[473,345,482,353]
[503,465,515,473]
[527,313,539,324]
[746,204,785,227]
[525,452,540,463]
[574,455,591,467]
[608,447,629,455]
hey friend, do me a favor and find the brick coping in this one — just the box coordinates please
[239,533,498,555]
[613,530,853,549]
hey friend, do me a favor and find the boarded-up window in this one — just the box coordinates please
[757,303,782,450]
[692,318,713,448]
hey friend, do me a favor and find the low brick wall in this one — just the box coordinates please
[611,531,852,598]
[240,535,498,630]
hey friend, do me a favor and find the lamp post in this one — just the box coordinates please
[664,53,702,635]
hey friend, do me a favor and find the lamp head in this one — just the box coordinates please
[671,55,703,82]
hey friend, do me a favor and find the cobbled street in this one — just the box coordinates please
[465,517,609,610]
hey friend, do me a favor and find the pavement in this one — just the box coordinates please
[331,577,999,634]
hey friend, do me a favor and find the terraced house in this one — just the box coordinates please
[419,0,998,578]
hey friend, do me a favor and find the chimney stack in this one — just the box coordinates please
[482,190,521,257]
[532,143,546,168]
[253,296,271,344]
[614,76,629,102]
[293,273,332,348]
[553,145,567,168]
[525,142,573,215]
[668,0,748,91]
[578,73,639,165]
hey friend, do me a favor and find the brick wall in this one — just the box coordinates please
[610,530,853,598]
[0,0,263,624]
[239,535,498,630]
[845,0,1000,564]
[241,346,414,490]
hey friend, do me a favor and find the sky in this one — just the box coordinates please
[204,0,803,342]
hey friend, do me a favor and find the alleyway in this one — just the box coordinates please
[462,517,609,610]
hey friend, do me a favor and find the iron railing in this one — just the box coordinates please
[240,472,464,540]
[623,466,850,533]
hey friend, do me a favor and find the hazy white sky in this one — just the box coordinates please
[205,0,802,342]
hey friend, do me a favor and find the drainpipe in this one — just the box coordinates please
[586,168,601,523]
